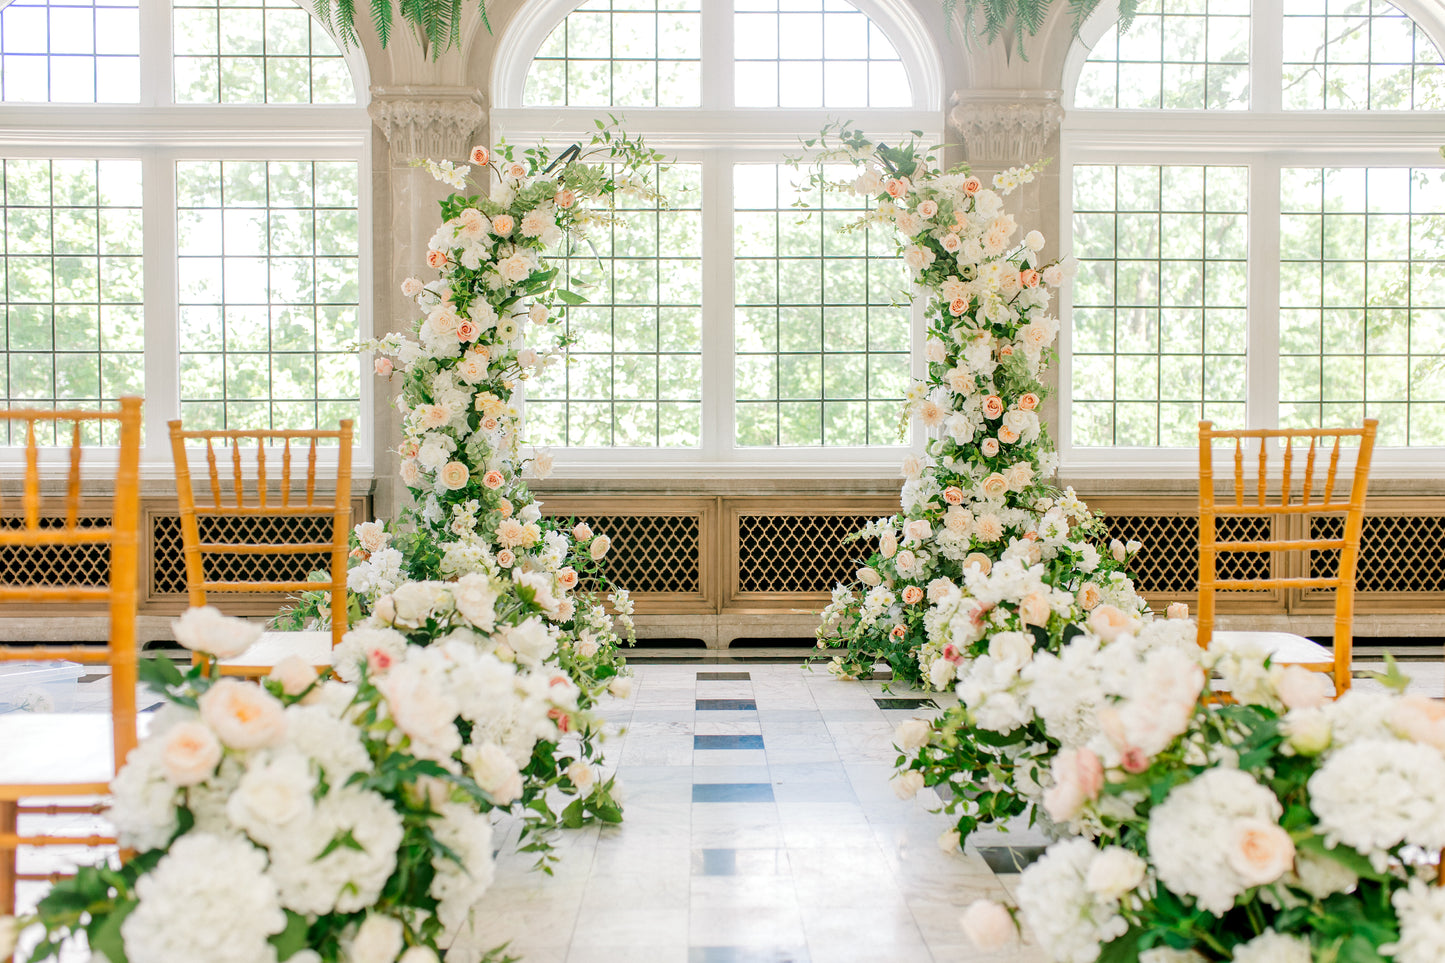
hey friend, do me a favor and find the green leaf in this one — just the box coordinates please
[555,288,589,306]
[85,898,137,963]
[270,911,312,959]
[316,828,366,861]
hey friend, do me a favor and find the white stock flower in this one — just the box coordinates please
[171,605,264,659]
[121,832,286,963]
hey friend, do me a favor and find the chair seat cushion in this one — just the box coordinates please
[0,712,153,792]
[215,630,334,676]
[1212,630,1334,665]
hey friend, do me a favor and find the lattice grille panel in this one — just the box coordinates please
[551,514,701,594]
[1310,515,1445,593]
[0,516,111,588]
[151,514,334,595]
[1101,514,1274,594]
[737,514,880,594]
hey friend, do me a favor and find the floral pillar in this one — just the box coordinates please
[949,91,1067,447]
[368,87,487,521]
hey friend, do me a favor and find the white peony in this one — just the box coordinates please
[430,803,497,938]
[377,654,462,762]
[121,833,285,963]
[452,572,499,632]
[171,605,264,659]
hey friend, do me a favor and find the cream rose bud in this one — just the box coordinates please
[858,567,882,587]
[567,759,595,792]
[1166,601,1190,620]
[1282,707,1332,756]
[1226,818,1295,887]
[589,534,612,561]
[980,437,1001,457]
[937,829,961,852]
[1081,849,1145,905]
[349,914,405,963]
[895,718,932,751]
[268,655,320,701]
[171,604,264,659]
[159,720,222,786]
[199,679,287,750]
[608,676,634,699]
[1275,665,1332,710]
[528,302,549,325]
[892,770,926,800]
[439,460,470,490]
[373,593,397,623]
[573,522,593,541]
[959,900,1016,951]
[0,916,18,960]
[1110,538,1127,563]
[399,949,441,963]
[1025,230,1046,251]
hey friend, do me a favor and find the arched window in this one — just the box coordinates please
[0,0,368,460]
[494,0,941,471]
[1061,0,1445,470]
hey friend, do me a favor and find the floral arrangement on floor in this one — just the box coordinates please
[795,124,1152,843]
[280,128,662,853]
[959,637,1445,963]
[4,606,609,963]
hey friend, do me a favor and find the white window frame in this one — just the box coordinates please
[0,0,373,480]
[1058,0,1445,480]
[492,0,943,479]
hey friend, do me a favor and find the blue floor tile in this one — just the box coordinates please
[697,699,758,711]
[692,782,775,803]
[695,734,765,750]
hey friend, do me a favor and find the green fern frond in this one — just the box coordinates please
[335,0,357,49]
[371,0,392,48]
[1116,0,1140,35]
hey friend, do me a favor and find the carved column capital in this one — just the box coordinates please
[368,86,486,165]
[948,90,1065,168]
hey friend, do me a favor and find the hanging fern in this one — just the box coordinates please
[312,0,492,59]
[948,0,1140,60]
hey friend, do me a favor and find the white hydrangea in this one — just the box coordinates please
[430,803,497,937]
[1384,878,1445,963]
[1307,738,1445,865]
[109,736,181,852]
[283,703,372,784]
[1015,838,1130,963]
[1146,769,1287,915]
[121,833,285,963]
[267,785,404,915]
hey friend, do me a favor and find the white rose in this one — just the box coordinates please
[399,949,440,963]
[1025,230,1045,251]
[1085,847,1147,899]
[987,631,1033,669]
[354,520,388,554]
[171,604,264,659]
[1226,818,1295,887]
[567,760,595,792]
[1282,707,1332,756]
[267,655,320,702]
[348,914,404,963]
[858,567,882,587]
[892,770,926,800]
[895,718,932,751]
[465,742,523,805]
[226,750,315,840]
[937,829,961,852]
[158,720,222,786]
[590,535,612,561]
[608,677,633,699]
[199,679,287,749]
[959,900,1016,951]
[1275,665,1332,710]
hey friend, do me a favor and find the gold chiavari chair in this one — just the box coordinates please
[0,397,142,935]
[1198,419,1378,696]
[167,421,353,677]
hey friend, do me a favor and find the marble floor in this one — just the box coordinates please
[6,649,1444,963]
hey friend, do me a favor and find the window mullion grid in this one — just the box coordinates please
[700,150,734,462]
[141,147,179,464]
[1247,159,1281,432]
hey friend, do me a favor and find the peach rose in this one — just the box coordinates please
[491,214,515,236]
[1276,665,1332,710]
[426,250,448,269]
[1042,746,1103,823]
[980,473,1008,498]
[573,522,593,541]
[1018,591,1050,627]
[885,177,909,199]
[963,553,992,575]
[1076,582,1102,611]
[890,624,906,640]
[555,189,576,209]
[557,567,579,591]
[590,535,612,561]
[507,162,527,179]
[496,549,516,567]
[198,679,286,750]
[941,233,962,253]
[901,585,925,605]
[400,277,424,297]
[159,720,222,786]
[1087,604,1134,642]
[482,470,505,490]
[904,519,932,541]
[497,498,513,519]
[1227,819,1295,887]
[1018,393,1039,411]
[962,176,982,195]
[980,437,1000,457]
[470,146,490,165]
[949,297,968,316]
[1005,462,1034,490]
[267,655,321,702]
[454,320,478,342]
[943,486,965,505]
[439,461,470,490]
[916,199,939,219]
[982,395,1005,420]
[997,426,1020,444]
[1166,601,1190,620]
[374,357,393,377]
[1019,268,1040,288]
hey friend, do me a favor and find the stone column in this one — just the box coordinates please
[366,86,486,521]
[948,90,1068,457]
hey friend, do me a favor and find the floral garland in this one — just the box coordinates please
[795,123,1156,846]
[959,636,1445,963]
[7,606,602,963]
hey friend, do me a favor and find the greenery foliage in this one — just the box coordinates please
[943,0,1139,59]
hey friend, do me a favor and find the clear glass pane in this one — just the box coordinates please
[1282,0,1443,110]
[171,0,355,103]
[523,0,701,107]
[1,0,139,102]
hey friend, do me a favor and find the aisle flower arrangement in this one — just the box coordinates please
[7,607,593,963]
[962,640,1445,963]
[282,127,660,848]
[797,124,1152,844]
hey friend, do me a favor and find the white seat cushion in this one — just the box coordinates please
[0,712,153,788]
[215,630,334,673]
[1211,630,1334,666]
